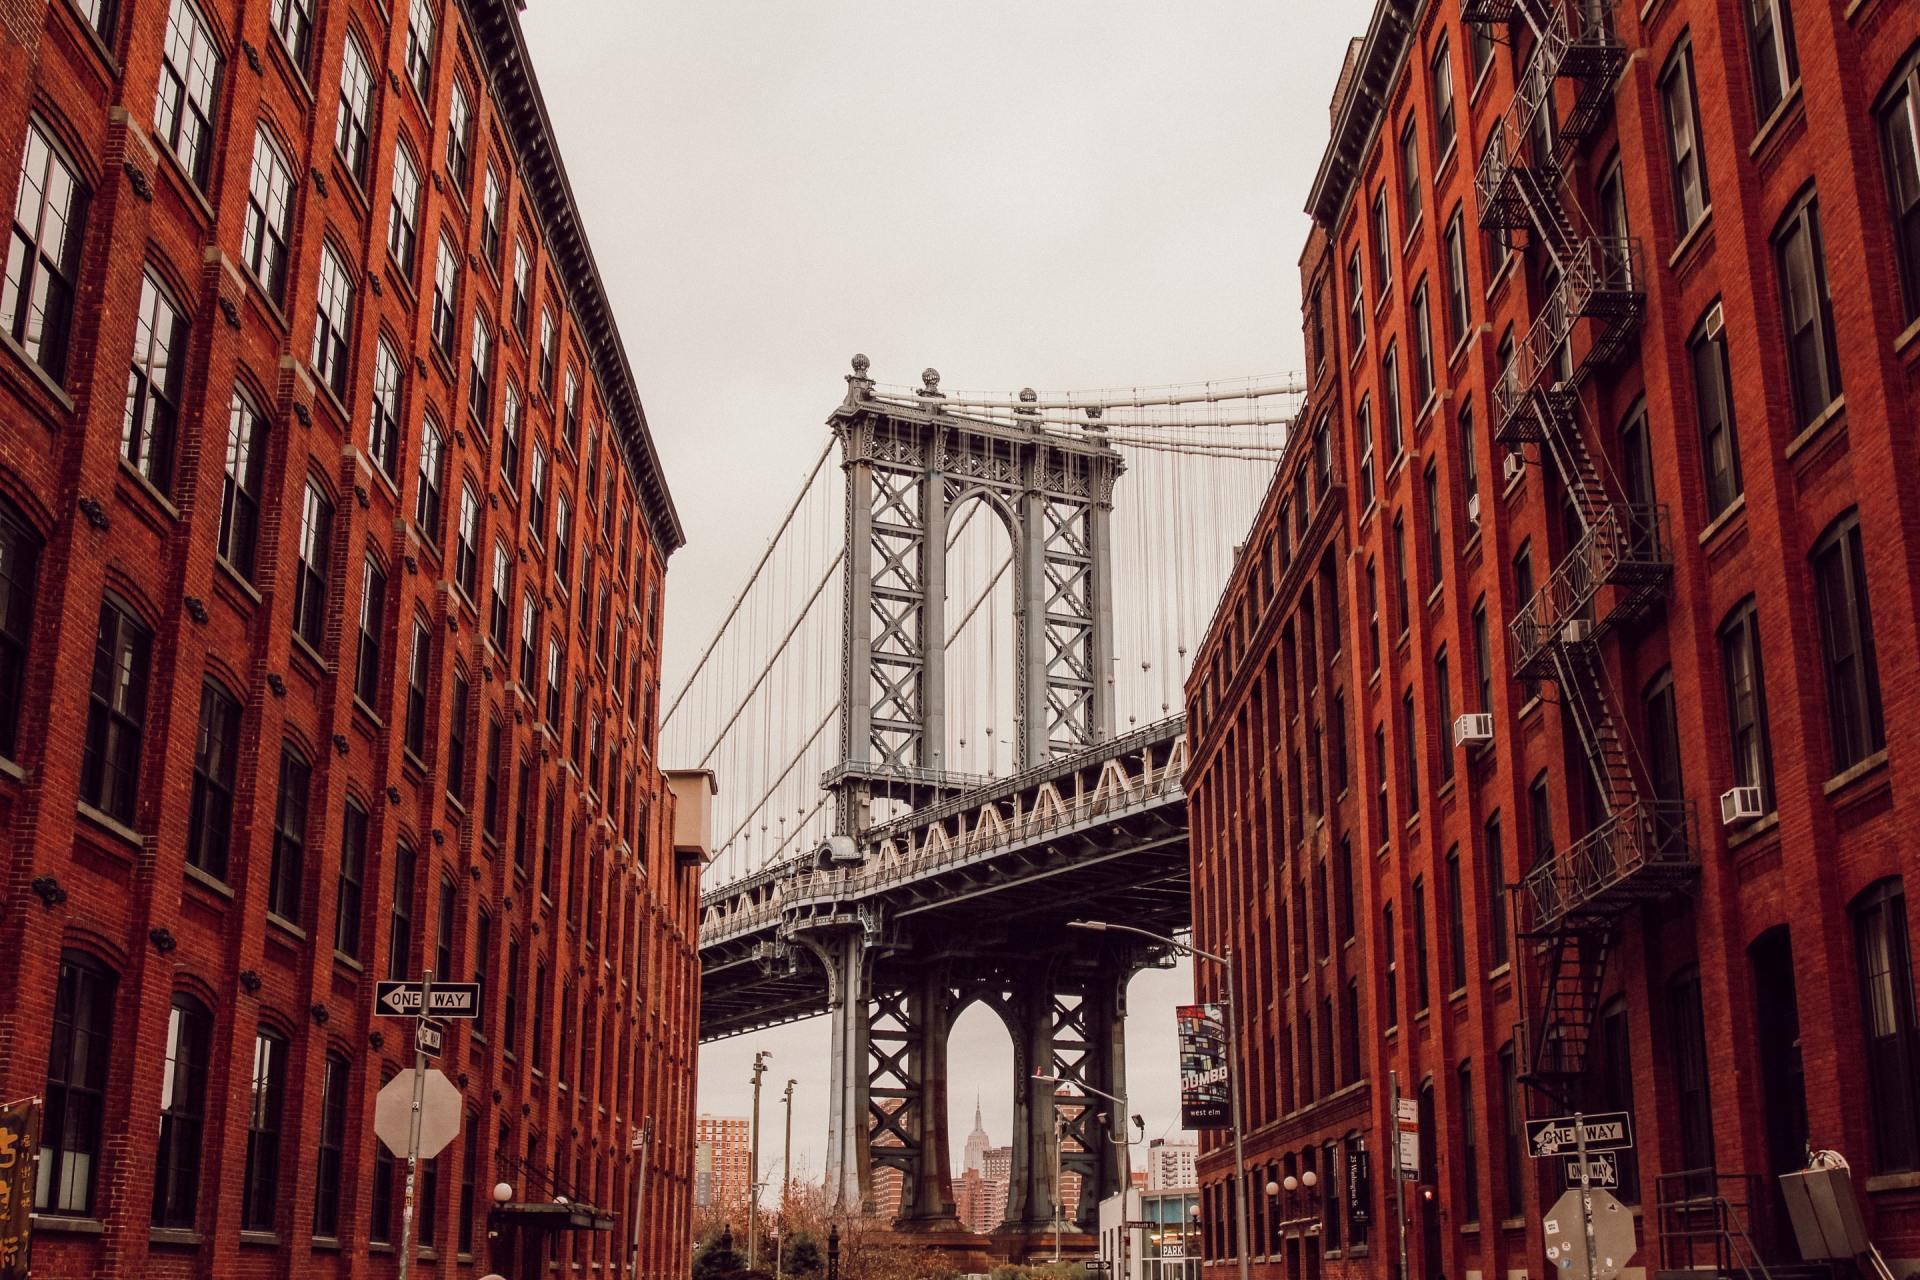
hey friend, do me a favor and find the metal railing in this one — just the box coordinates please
[1490,236,1642,434]
[1507,504,1670,677]
[1520,799,1693,929]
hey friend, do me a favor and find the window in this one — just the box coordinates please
[1411,282,1434,403]
[1443,210,1469,349]
[1471,22,1495,83]
[520,590,540,689]
[1720,599,1775,811]
[416,416,445,537]
[336,799,368,958]
[1391,513,1410,633]
[1382,901,1398,1030]
[355,558,387,706]
[268,0,312,68]
[38,952,115,1215]
[1411,877,1430,1016]
[1662,41,1711,234]
[242,128,295,301]
[474,908,493,1030]
[311,244,354,398]
[432,232,460,357]
[405,621,432,757]
[1882,59,1920,325]
[1855,880,1920,1170]
[447,79,472,188]
[1424,462,1444,591]
[1443,846,1468,994]
[81,597,150,824]
[1746,0,1798,121]
[563,367,582,449]
[1774,193,1842,427]
[122,274,187,492]
[1528,770,1552,869]
[1357,397,1375,510]
[1689,310,1742,518]
[152,995,212,1227]
[1471,596,1491,713]
[539,310,558,393]
[1456,403,1479,507]
[1498,1042,1523,1215]
[404,0,435,99]
[1347,248,1366,349]
[1399,116,1422,226]
[0,502,38,758]
[513,241,532,335]
[1432,39,1456,159]
[1373,188,1392,299]
[505,935,522,1052]
[554,494,574,582]
[269,745,310,922]
[1668,968,1716,1183]
[389,841,417,980]
[1435,647,1453,785]
[1365,559,1380,674]
[1402,687,1420,819]
[459,1113,480,1254]
[481,166,505,265]
[368,337,404,477]
[334,36,373,180]
[388,142,422,273]
[209,394,268,583]
[490,540,513,651]
[529,442,549,541]
[436,874,456,977]
[545,634,562,727]
[469,310,493,424]
[483,719,505,841]
[1484,812,1507,967]
[447,671,470,800]
[501,381,522,492]
[3,120,89,383]
[313,1052,348,1236]
[370,1111,395,1242]
[241,1027,288,1231]
[1811,513,1884,770]
[292,480,332,650]
[455,482,480,597]
[154,0,220,185]
[1382,344,1403,457]
[532,957,548,1070]
[186,679,240,879]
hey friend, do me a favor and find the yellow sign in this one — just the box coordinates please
[0,1097,40,1280]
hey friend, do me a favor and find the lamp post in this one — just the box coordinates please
[779,1079,795,1280]
[750,1051,771,1272]
[1033,1073,1144,1280]
[1069,920,1251,1280]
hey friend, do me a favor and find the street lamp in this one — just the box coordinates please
[1069,920,1252,1280]
[1033,1073,1146,1280]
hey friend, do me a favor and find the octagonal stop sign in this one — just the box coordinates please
[374,1068,463,1159]
[1542,1187,1637,1280]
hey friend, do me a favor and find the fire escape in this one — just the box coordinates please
[1463,0,1696,1108]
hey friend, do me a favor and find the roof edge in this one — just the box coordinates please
[1304,0,1421,229]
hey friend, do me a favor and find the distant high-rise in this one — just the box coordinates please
[1144,1139,1198,1192]
[696,1115,752,1209]
[962,1097,993,1174]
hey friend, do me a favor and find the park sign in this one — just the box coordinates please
[1176,1005,1230,1129]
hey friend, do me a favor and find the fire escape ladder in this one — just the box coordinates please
[1551,641,1642,817]
[1519,919,1613,1101]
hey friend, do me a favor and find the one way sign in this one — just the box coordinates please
[1526,1112,1633,1158]
[376,980,482,1018]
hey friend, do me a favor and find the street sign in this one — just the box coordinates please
[1527,1112,1633,1158]
[1563,1153,1620,1189]
[415,1022,443,1060]
[376,980,481,1018]
[1084,1261,1111,1271]
[374,1068,463,1159]
[1125,1220,1156,1230]
[1163,1243,1186,1259]
[1542,1187,1636,1280]
[1395,1097,1420,1179]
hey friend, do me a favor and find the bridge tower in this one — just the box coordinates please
[801,357,1137,1240]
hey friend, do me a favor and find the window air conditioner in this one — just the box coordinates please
[1560,619,1592,644]
[1720,786,1763,826]
[1453,713,1494,748]
[1503,453,1526,485]
[1466,493,1482,525]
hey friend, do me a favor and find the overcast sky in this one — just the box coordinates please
[519,0,1371,1191]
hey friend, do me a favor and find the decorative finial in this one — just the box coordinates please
[845,353,875,404]
[851,353,870,376]
[918,367,944,398]
[1016,387,1039,418]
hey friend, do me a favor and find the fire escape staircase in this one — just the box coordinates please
[1466,0,1697,1104]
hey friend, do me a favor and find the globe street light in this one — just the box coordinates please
[1069,920,1251,1280]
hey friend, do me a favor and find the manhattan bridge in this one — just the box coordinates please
[670,357,1301,1251]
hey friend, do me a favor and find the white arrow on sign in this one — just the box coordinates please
[374,1068,463,1159]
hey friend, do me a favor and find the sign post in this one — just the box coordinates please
[397,969,434,1280]
[1575,1112,1599,1280]
[629,1117,652,1271]
[1392,1072,1411,1280]
[1532,1109,1636,1280]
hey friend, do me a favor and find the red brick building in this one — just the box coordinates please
[0,0,702,1276]
[1188,2,1920,1279]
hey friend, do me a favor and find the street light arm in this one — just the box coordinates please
[1067,920,1232,969]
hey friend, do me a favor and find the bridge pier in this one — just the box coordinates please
[799,927,873,1214]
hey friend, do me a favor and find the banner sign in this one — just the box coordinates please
[0,1096,41,1280]
[1176,1004,1230,1129]
[1346,1145,1371,1227]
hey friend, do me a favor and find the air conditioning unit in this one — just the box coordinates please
[1466,493,1482,525]
[1503,452,1526,485]
[1454,713,1494,748]
[1560,619,1592,644]
[1720,785,1763,826]
[1704,300,1725,340]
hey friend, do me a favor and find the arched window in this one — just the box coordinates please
[1854,879,1920,1171]
[186,677,242,879]
[242,1025,289,1230]
[0,499,44,759]
[313,1050,349,1237]
[153,993,214,1227]
[269,744,311,922]
[37,951,116,1216]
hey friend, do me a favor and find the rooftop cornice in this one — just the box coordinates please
[1305,0,1422,230]
[457,0,686,556]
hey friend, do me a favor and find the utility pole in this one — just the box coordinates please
[779,1079,795,1280]
[1393,1071,1409,1280]
[749,1050,770,1273]
[397,969,435,1280]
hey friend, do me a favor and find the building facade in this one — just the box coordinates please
[1188,1,1920,1278]
[0,0,700,1276]
[1146,1139,1199,1194]
[694,1114,750,1211]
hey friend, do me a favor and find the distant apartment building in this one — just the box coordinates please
[1145,1138,1198,1193]
[696,1114,752,1209]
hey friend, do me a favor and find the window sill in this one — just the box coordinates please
[290,631,330,675]
[184,863,234,899]
[31,1213,105,1235]
[150,1227,203,1247]
[335,949,365,974]
[1865,1171,1920,1192]
[0,755,23,784]
[1666,207,1715,273]
[1727,810,1782,851]
[1747,80,1803,160]
[0,327,78,414]
[76,800,143,850]
[118,455,181,522]
[312,1236,342,1251]
[1823,749,1888,798]
[1517,695,1543,723]
[239,1230,281,1248]
[215,555,263,605]
[267,911,307,942]
[1696,493,1747,549]
[1783,395,1846,461]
